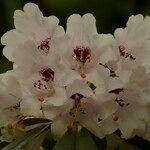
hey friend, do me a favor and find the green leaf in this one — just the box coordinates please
[77,128,98,150]
[42,128,56,150]
[53,124,78,150]
[53,128,76,150]
[24,118,51,126]
[23,131,48,150]
[1,124,50,150]
[0,142,9,149]
[127,136,150,150]
[42,136,56,150]
[106,134,134,150]
[91,134,107,150]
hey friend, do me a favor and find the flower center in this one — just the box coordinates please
[40,67,54,82]
[32,67,55,97]
[118,45,136,60]
[37,38,50,55]
[72,46,91,64]
[69,93,86,118]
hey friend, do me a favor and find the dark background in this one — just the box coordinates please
[0,0,150,73]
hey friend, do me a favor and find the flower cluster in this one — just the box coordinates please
[0,3,150,142]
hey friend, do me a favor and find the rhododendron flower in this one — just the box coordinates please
[56,13,118,80]
[0,2,150,148]
[11,42,69,117]
[114,14,150,71]
[43,80,117,140]
[99,67,150,139]
[0,71,23,128]
[1,3,65,61]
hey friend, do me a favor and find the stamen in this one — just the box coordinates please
[11,101,20,110]
[67,123,72,129]
[114,97,130,107]
[38,96,44,102]
[80,72,86,78]
[99,63,119,77]
[112,114,119,121]
[7,123,13,129]
[119,45,126,56]
[87,81,96,91]
[98,118,102,122]
[118,45,136,60]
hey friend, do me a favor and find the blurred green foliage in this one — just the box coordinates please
[0,0,150,73]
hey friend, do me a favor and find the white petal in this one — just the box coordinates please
[44,16,59,33]
[82,13,97,37]
[1,29,25,45]
[20,97,42,117]
[127,14,144,31]
[66,14,82,37]
[66,80,92,98]
[118,117,145,139]
[14,3,43,31]
[1,71,22,98]
[43,105,60,120]
[2,46,15,61]
[0,107,21,127]
[53,25,65,38]
[23,3,43,17]
[114,28,125,44]
[96,93,118,119]
[100,116,118,135]
[79,115,104,139]
[45,87,66,106]
[12,41,39,68]
[0,88,18,109]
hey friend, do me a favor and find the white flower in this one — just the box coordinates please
[114,14,150,71]
[43,80,117,140]
[1,3,65,61]
[1,7,150,142]
[0,71,23,128]
[99,67,150,139]
[10,42,69,117]
[57,14,115,79]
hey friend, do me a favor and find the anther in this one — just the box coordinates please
[38,96,44,102]
[112,114,119,121]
